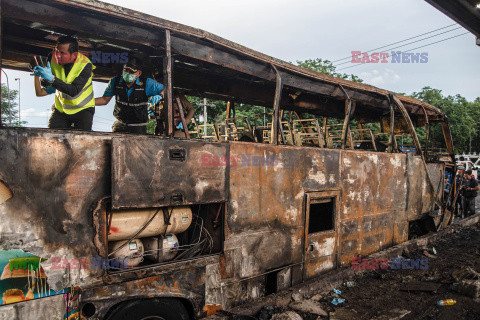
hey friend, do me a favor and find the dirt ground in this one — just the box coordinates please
[239,221,480,320]
[320,222,480,320]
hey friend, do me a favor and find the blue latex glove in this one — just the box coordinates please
[176,122,184,130]
[33,62,54,82]
[148,95,163,106]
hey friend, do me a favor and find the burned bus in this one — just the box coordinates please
[0,0,456,319]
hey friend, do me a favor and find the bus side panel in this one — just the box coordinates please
[111,137,228,209]
[339,151,408,264]
[0,130,110,313]
[219,142,340,307]
[405,154,445,221]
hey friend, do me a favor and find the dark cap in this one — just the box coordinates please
[124,57,141,73]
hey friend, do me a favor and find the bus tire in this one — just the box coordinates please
[104,297,190,320]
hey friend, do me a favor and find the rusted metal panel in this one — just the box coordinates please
[394,221,409,244]
[405,156,445,220]
[0,128,109,259]
[340,151,407,219]
[339,151,408,262]
[111,137,228,209]
[215,276,265,310]
[422,162,445,213]
[302,148,341,191]
[225,142,341,281]
[304,256,336,279]
[359,212,395,255]
[0,129,112,316]
[225,142,305,279]
[277,267,292,291]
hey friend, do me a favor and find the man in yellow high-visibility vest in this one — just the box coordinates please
[32,36,96,130]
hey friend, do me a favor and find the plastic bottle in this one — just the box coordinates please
[437,299,456,306]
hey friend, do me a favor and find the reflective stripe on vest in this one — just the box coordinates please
[51,53,96,115]
[115,101,148,107]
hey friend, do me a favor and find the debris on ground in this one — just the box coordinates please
[308,293,322,301]
[291,292,303,302]
[323,222,480,319]
[270,311,302,320]
[400,281,442,292]
[219,222,480,320]
[452,266,480,282]
[437,299,457,306]
[288,300,328,317]
[423,250,437,259]
[331,298,345,306]
[370,309,411,320]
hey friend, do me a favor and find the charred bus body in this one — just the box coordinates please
[0,0,456,319]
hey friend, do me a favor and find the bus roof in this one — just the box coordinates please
[2,0,445,121]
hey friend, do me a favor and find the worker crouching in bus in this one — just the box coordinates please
[95,59,164,134]
[153,93,194,137]
[32,36,96,130]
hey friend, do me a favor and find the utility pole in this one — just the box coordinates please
[201,98,215,124]
[203,98,207,124]
[1,70,11,125]
[15,78,20,125]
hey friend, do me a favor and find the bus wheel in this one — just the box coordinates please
[105,298,190,320]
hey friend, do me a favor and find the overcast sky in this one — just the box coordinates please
[4,0,479,131]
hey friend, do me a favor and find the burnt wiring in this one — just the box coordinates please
[173,218,214,260]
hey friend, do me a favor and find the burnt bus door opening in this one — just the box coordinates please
[304,190,340,279]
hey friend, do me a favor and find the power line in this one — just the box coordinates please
[402,32,470,52]
[334,26,463,67]
[331,23,459,64]
[336,32,470,71]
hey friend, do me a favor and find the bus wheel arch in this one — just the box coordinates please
[102,297,192,320]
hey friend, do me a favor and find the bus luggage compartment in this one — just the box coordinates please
[111,137,228,209]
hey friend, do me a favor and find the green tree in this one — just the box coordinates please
[1,83,25,126]
[296,58,363,83]
[188,96,227,124]
[411,87,480,153]
[294,58,365,125]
